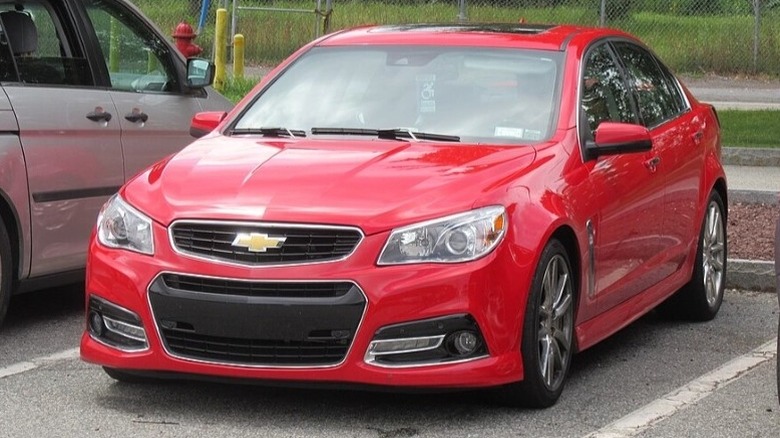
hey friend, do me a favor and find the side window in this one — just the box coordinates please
[83,0,179,93]
[613,42,683,128]
[580,43,635,137]
[0,1,92,85]
[658,62,687,114]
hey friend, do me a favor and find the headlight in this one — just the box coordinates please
[97,194,154,255]
[378,206,506,265]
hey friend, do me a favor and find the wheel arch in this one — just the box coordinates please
[711,177,728,221]
[0,188,21,284]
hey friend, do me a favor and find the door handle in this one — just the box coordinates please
[125,108,149,124]
[644,156,661,173]
[691,129,704,143]
[86,107,112,122]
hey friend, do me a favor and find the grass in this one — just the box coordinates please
[221,76,260,103]
[718,110,780,148]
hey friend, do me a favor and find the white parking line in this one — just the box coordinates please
[583,338,778,438]
[0,348,79,379]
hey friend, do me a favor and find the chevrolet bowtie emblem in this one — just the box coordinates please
[231,232,287,253]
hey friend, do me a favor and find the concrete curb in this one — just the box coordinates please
[729,189,779,205]
[723,147,780,166]
[727,259,776,292]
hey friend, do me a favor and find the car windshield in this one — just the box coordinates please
[233,46,563,144]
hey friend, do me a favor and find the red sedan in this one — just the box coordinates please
[80,24,726,408]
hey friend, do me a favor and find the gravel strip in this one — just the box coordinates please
[727,202,777,262]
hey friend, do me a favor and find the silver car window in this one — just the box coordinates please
[83,0,178,93]
[0,0,92,86]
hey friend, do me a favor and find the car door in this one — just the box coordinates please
[612,41,701,280]
[579,42,666,312]
[80,0,211,180]
[0,0,123,277]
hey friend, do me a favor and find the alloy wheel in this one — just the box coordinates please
[702,200,725,306]
[537,254,574,391]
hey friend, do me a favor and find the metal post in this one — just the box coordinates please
[324,0,333,35]
[599,0,606,27]
[315,0,322,38]
[230,0,238,63]
[753,0,761,73]
[458,0,467,23]
[231,0,238,44]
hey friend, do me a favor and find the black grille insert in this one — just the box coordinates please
[170,222,362,265]
[162,274,353,298]
[159,330,350,366]
[149,275,366,366]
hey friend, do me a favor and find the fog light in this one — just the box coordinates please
[103,315,147,343]
[88,311,104,336]
[368,335,444,356]
[451,330,479,356]
[88,296,148,351]
[366,314,488,367]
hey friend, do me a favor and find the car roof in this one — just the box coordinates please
[316,23,625,51]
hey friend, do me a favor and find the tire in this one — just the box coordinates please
[102,367,155,384]
[0,221,13,329]
[662,191,727,321]
[497,239,575,408]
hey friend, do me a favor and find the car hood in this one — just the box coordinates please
[124,136,538,235]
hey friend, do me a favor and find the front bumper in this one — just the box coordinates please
[80,222,535,389]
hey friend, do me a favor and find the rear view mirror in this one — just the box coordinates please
[586,122,652,159]
[190,111,227,138]
[186,58,215,89]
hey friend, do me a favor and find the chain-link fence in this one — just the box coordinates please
[138,0,780,75]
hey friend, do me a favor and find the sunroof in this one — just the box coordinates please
[370,23,555,35]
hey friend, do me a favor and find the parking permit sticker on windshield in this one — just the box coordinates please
[416,74,436,113]
[494,127,524,138]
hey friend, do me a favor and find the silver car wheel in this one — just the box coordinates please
[538,254,574,391]
[702,200,725,306]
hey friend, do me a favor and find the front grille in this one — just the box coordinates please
[149,275,366,366]
[169,221,362,266]
[160,330,349,365]
[162,274,352,298]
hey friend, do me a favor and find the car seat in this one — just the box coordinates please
[0,9,64,84]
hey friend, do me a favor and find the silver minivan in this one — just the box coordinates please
[0,0,232,326]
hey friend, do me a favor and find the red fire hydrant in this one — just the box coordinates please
[172,22,203,58]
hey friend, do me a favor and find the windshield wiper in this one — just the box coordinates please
[311,127,459,142]
[229,127,306,138]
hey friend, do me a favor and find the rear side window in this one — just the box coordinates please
[0,0,92,86]
[613,42,685,128]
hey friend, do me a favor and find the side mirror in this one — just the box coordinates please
[186,58,215,89]
[190,111,227,138]
[586,122,652,159]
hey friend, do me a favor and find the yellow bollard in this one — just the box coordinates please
[214,8,228,92]
[108,17,120,73]
[233,34,245,79]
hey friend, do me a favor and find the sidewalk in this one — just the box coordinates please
[725,165,780,198]
[684,75,780,110]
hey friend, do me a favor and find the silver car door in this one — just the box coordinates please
[82,0,221,180]
[0,1,123,277]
